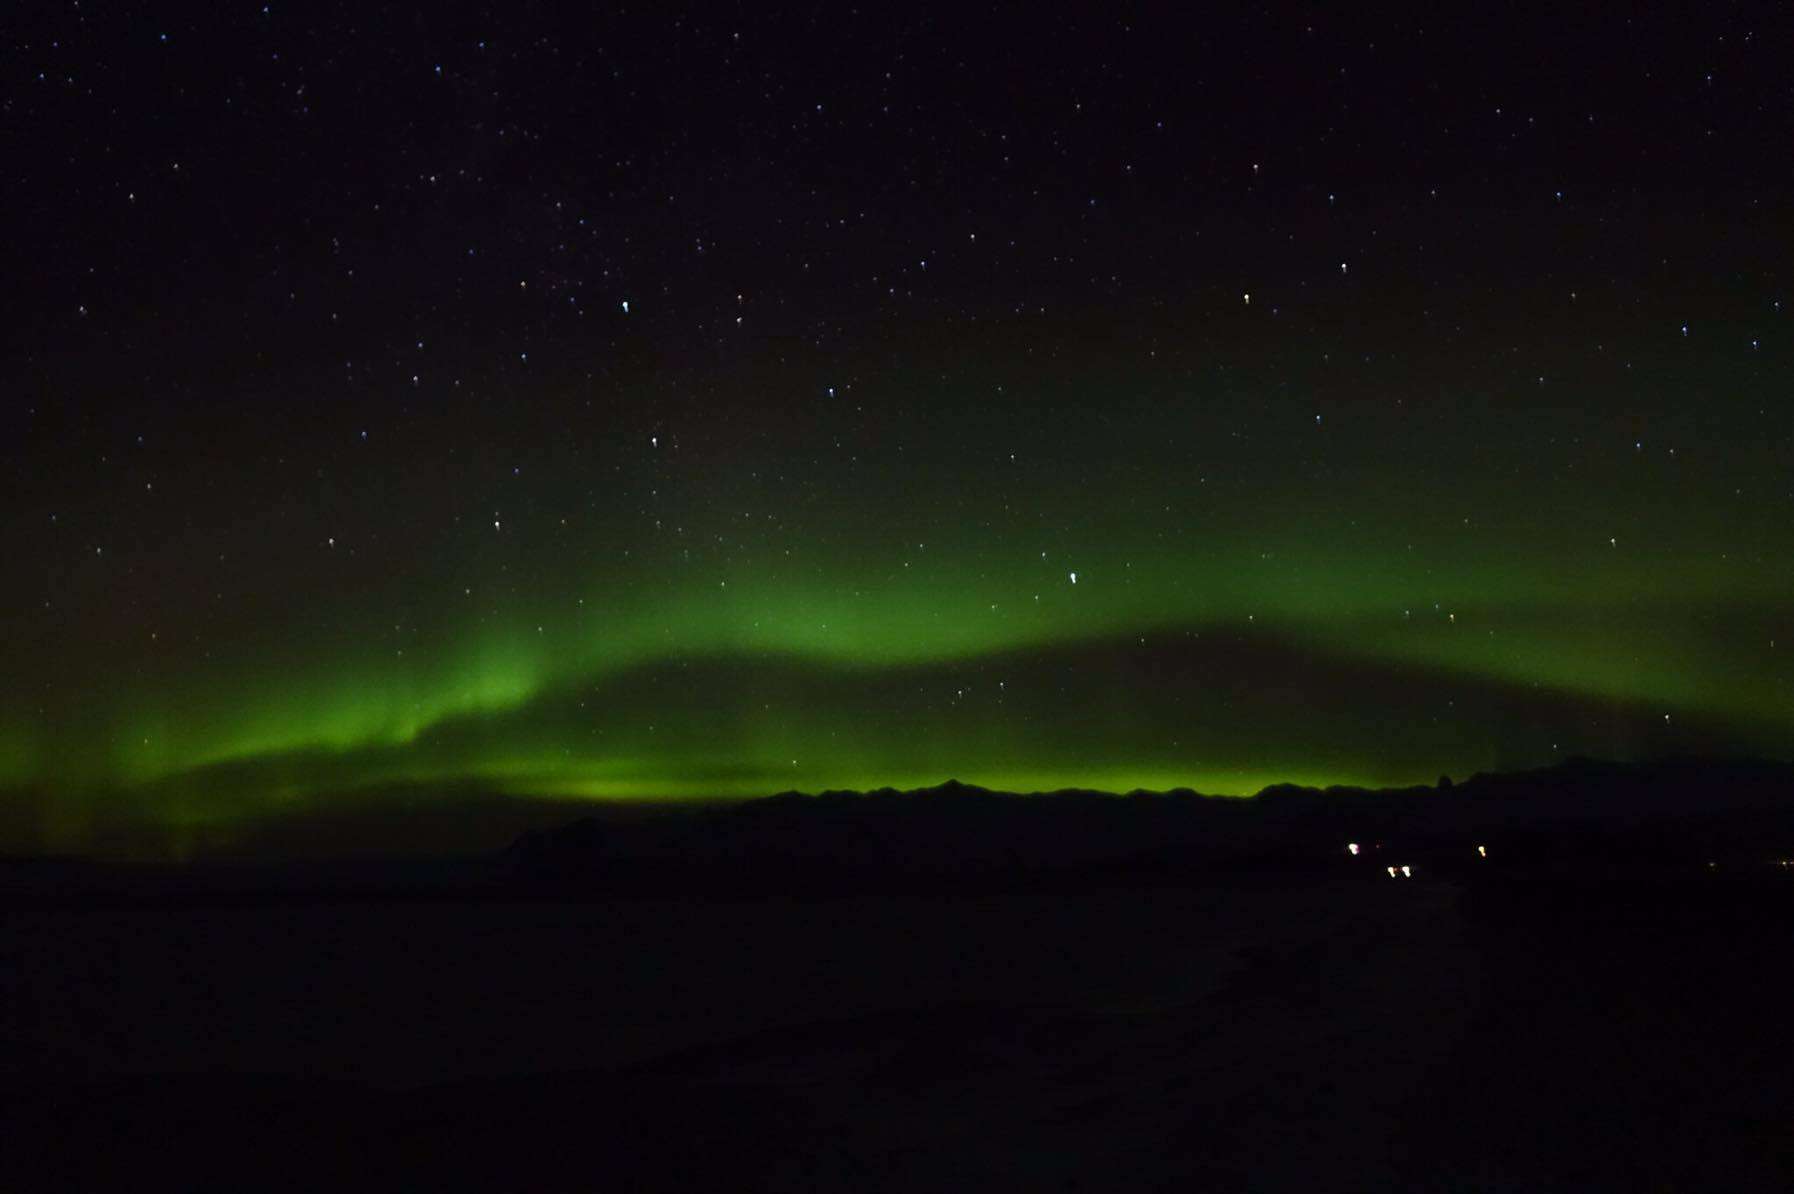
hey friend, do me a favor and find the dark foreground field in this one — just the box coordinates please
[4,870,1793,1192]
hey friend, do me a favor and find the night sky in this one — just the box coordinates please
[5,5,1791,856]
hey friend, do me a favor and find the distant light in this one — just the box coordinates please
[621,300,630,314]
[1386,866,1397,878]
[1400,865,1412,878]
[1476,845,1487,858]
[1347,842,1360,855]
[1068,571,1078,584]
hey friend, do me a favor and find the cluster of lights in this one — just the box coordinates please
[1345,842,1489,875]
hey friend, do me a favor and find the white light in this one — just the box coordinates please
[1347,843,1360,855]
[621,300,630,314]
[1386,866,1397,878]
[1069,571,1078,584]
[1476,845,1487,857]
[1401,865,1412,878]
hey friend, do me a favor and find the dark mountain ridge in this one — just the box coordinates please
[504,755,1794,891]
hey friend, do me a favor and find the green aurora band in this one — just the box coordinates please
[6,342,1792,856]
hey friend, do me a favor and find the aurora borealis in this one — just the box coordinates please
[4,6,1791,856]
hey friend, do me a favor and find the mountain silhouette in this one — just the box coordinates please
[501,755,1794,891]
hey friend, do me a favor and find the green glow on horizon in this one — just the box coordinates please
[507,767,1365,802]
[8,542,1791,812]
[6,364,1791,856]
[65,552,1789,793]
